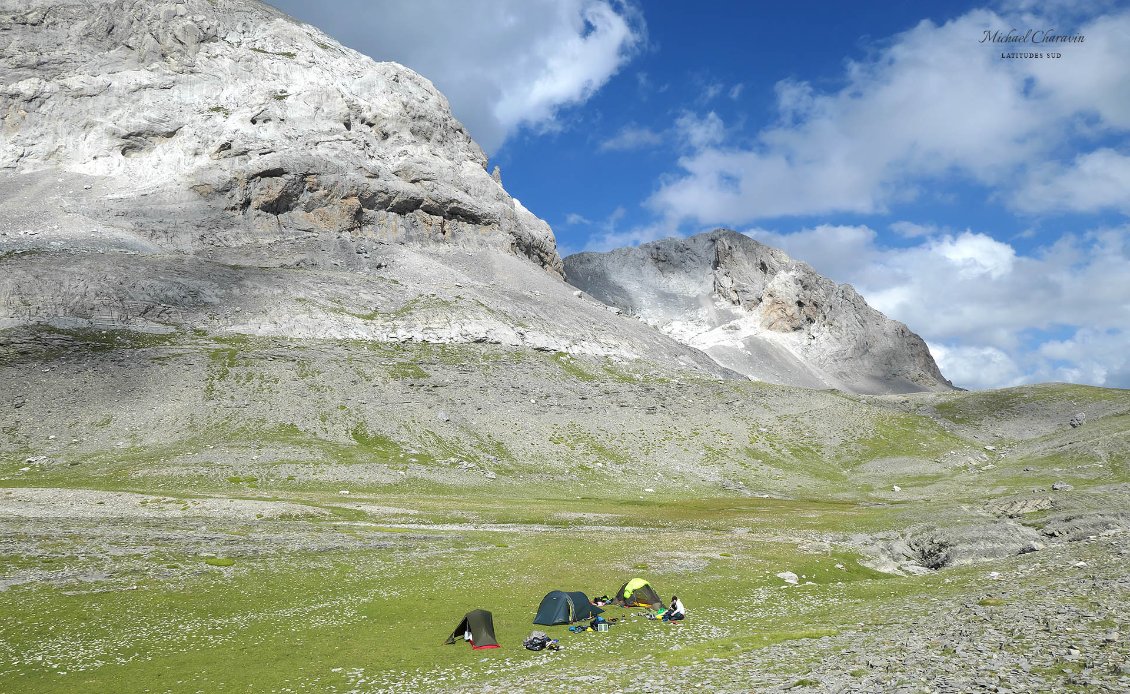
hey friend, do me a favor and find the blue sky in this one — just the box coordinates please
[266,0,1129,390]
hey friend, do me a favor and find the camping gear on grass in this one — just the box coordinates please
[444,609,500,650]
[533,590,603,625]
[524,631,551,650]
[613,577,663,608]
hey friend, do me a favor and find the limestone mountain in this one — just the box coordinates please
[1,0,558,271]
[564,230,954,394]
[0,0,729,376]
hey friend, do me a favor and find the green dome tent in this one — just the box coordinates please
[614,578,662,608]
[444,609,500,650]
[533,590,602,625]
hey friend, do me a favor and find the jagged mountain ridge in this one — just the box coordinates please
[565,230,954,394]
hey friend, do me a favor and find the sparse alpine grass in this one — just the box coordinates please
[3,330,1128,691]
[0,506,900,693]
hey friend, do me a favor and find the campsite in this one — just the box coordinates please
[3,448,1126,692]
[2,0,1128,690]
[1,340,1127,691]
[2,332,1128,692]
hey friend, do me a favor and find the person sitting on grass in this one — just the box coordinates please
[662,595,685,622]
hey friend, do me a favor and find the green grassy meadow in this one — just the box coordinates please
[2,332,1127,691]
[0,490,967,693]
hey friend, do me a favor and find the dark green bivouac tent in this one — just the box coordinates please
[444,609,500,650]
[533,590,603,625]
[613,577,662,608]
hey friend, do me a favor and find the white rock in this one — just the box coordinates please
[0,0,741,385]
[776,571,799,585]
[563,231,953,394]
[0,0,564,275]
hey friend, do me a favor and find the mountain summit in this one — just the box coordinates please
[2,1,949,390]
[564,230,953,394]
[0,0,730,375]
[0,0,559,273]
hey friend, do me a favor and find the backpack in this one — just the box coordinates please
[523,631,550,651]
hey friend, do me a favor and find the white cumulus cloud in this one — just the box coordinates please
[740,225,1130,390]
[675,111,726,150]
[930,343,1026,391]
[648,7,1130,224]
[1012,148,1130,214]
[930,232,1016,280]
[1035,328,1130,386]
[266,0,645,153]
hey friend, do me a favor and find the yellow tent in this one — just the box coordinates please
[615,577,662,607]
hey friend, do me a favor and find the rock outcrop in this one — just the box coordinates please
[0,0,559,273]
[0,0,738,378]
[565,230,953,394]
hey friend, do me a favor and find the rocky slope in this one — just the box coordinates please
[565,230,954,394]
[0,0,730,375]
[0,0,557,270]
[2,329,1127,690]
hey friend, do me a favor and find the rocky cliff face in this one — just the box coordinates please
[0,0,738,376]
[0,0,559,272]
[565,230,954,394]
